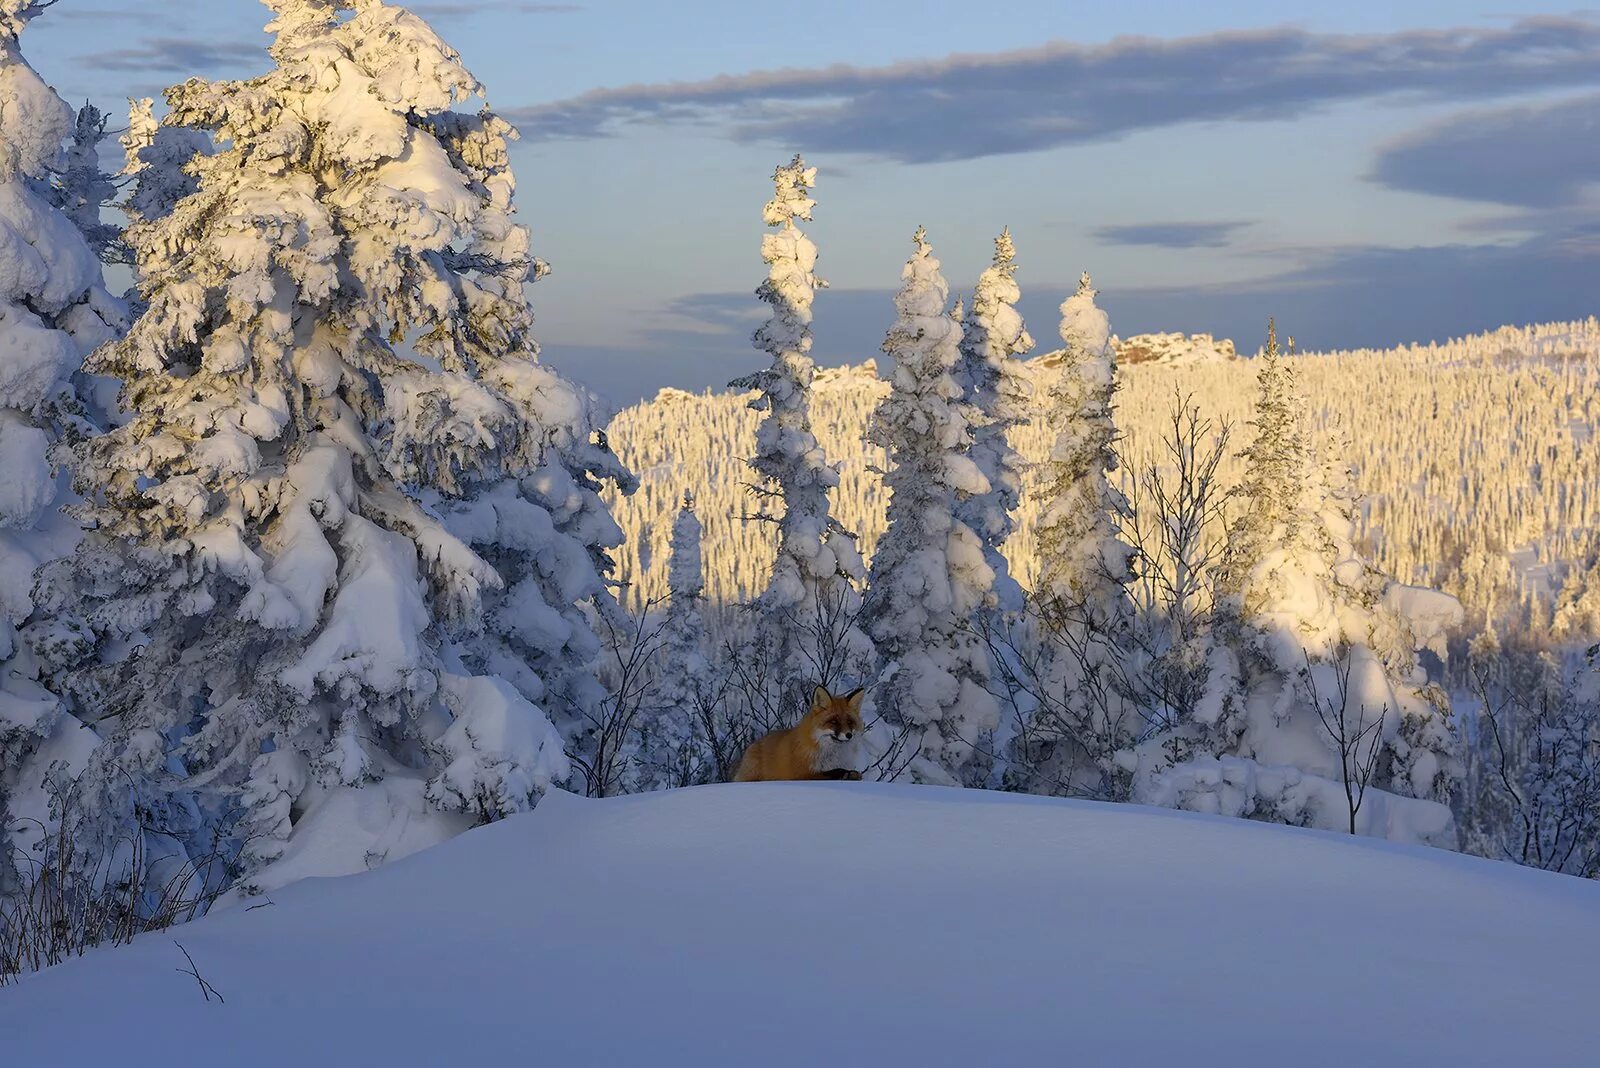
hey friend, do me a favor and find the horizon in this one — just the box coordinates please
[21,0,1600,407]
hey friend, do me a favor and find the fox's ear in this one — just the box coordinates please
[843,687,866,710]
[810,685,831,711]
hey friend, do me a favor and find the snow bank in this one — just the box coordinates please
[4,784,1596,1065]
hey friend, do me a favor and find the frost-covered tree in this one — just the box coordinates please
[54,102,126,266]
[37,0,623,893]
[1217,320,1303,599]
[635,492,715,790]
[0,0,125,897]
[1138,326,1462,846]
[1034,273,1135,617]
[953,229,1032,613]
[1003,272,1138,798]
[119,97,208,232]
[729,156,871,729]
[863,227,997,786]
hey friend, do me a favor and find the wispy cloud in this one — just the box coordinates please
[507,16,1600,164]
[78,36,263,74]
[55,7,172,23]
[411,1,581,20]
[1092,221,1252,249]
[1370,92,1600,208]
[562,224,1599,405]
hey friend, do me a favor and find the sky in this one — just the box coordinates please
[21,0,1600,407]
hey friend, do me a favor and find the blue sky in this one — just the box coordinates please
[23,0,1600,406]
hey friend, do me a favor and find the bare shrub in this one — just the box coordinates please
[2,772,226,986]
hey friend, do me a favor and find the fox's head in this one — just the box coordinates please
[806,685,865,744]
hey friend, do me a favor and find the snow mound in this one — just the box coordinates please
[4,784,1596,1065]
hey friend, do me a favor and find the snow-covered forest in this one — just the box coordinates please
[2,0,1597,989]
[613,319,1600,645]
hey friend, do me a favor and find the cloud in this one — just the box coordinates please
[507,16,1600,163]
[79,36,263,74]
[1370,93,1600,208]
[54,7,169,23]
[554,228,1599,407]
[1092,221,1252,249]
[1111,228,1600,354]
[410,1,580,19]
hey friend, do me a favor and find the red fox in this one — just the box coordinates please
[734,686,866,782]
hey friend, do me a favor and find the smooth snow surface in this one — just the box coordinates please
[5,784,1597,1066]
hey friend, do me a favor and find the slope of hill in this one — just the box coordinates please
[606,320,1600,648]
[3,784,1595,1065]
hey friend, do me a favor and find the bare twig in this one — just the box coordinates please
[173,941,224,1004]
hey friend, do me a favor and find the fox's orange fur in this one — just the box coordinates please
[734,686,866,782]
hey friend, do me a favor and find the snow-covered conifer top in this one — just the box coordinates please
[1059,271,1111,359]
[762,154,817,228]
[668,491,704,601]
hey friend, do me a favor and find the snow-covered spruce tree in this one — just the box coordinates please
[953,228,1033,614]
[1034,273,1135,620]
[863,227,998,786]
[37,0,623,893]
[728,156,871,731]
[0,0,125,898]
[1216,320,1303,601]
[119,97,208,230]
[1003,272,1138,798]
[518,391,637,798]
[1151,320,1303,767]
[633,492,716,789]
[114,99,210,323]
[54,102,127,266]
[1137,325,1463,846]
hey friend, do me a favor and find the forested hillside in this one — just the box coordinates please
[610,319,1600,652]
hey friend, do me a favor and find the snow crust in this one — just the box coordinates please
[4,784,1596,1066]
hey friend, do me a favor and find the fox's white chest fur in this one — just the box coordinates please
[812,730,862,773]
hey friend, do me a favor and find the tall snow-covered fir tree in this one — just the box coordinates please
[864,227,998,786]
[1216,320,1303,602]
[953,228,1033,613]
[0,0,125,897]
[1034,273,1135,618]
[54,101,126,266]
[1006,272,1138,798]
[729,156,871,728]
[1137,325,1463,846]
[636,491,714,790]
[36,0,627,894]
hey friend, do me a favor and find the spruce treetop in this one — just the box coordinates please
[954,227,1034,612]
[0,1,51,38]
[762,154,817,227]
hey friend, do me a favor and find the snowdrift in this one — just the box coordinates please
[4,784,1597,1066]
